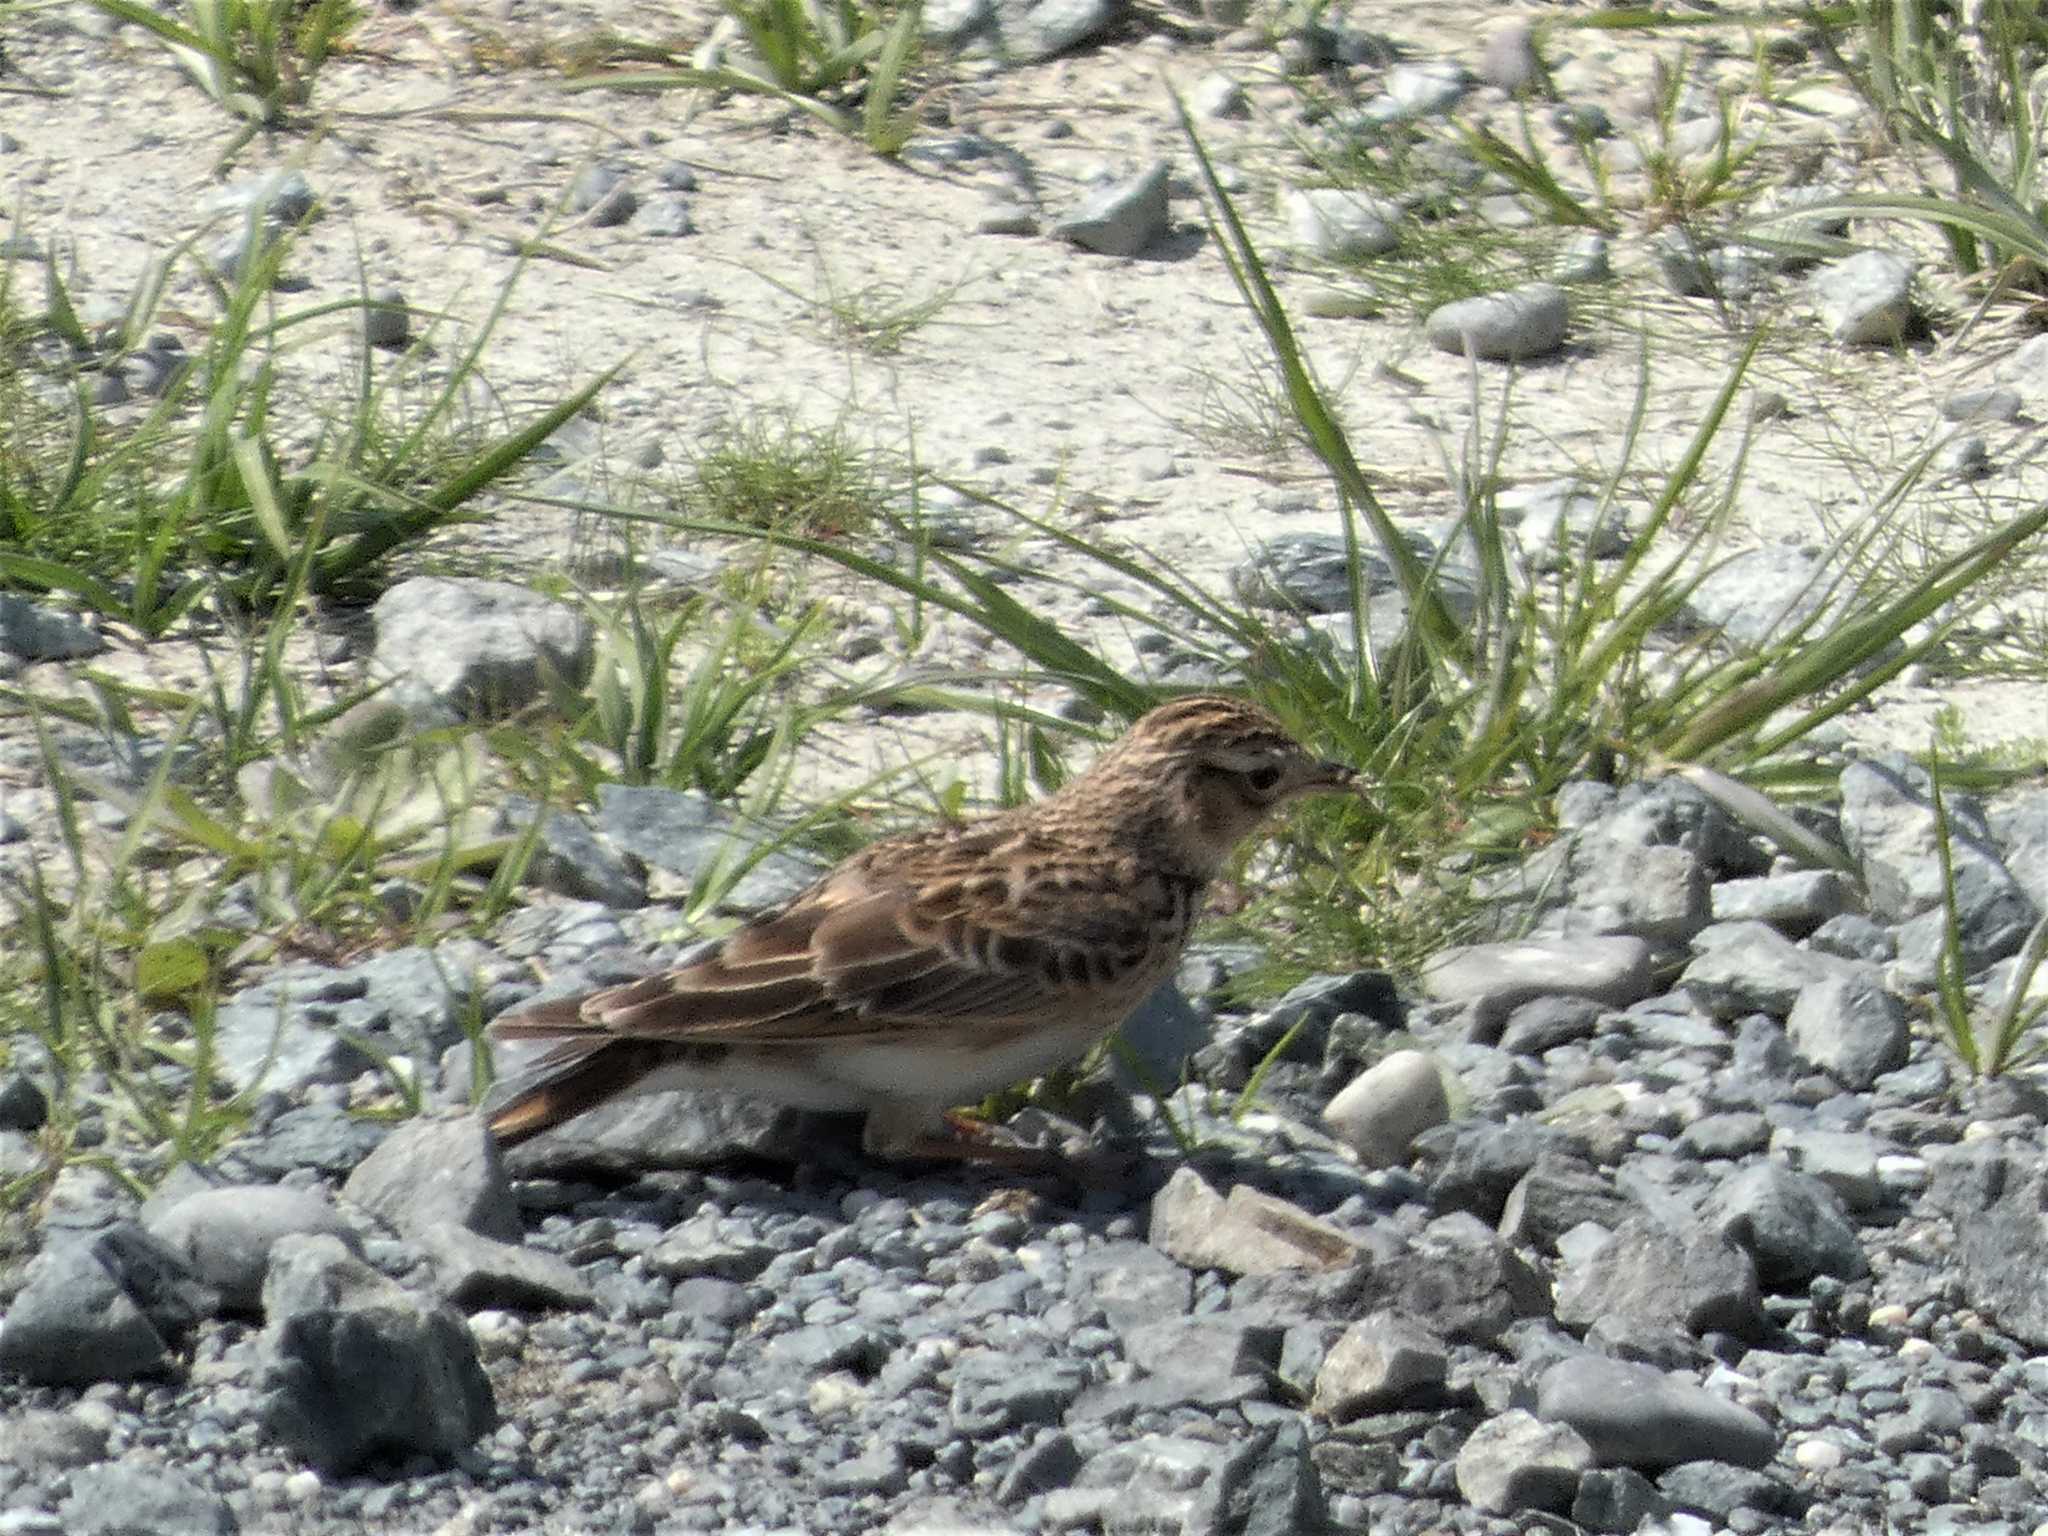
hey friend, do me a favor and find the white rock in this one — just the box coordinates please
[1322,1050,1450,1168]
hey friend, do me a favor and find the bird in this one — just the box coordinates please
[483,693,1359,1161]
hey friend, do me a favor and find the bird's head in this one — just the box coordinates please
[1087,694,1361,878]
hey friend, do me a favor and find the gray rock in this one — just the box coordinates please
[361,285,409,349]
[1808,912,1894,963]
[924,0,1123,61]
[0,596,102,661]
[210,167,316,225]
[259,1233,497,1473]
[343,1114,522,1244]
[1420,936,1656,1029]
[1110,981,1210,1095]
[1956,1166,2048,1348]
[419,1225,594,1310]
[1501,477,1630,563]
[639,195,695,237]
[1706,1160,1865,1284]
[1991,789,2048,913]
[499,797,648,909]
[569,164,636,224]
[1352,1212,1549,1345]
[950,1351,1090,1432]
[1678,1111,1770,1160]
[1679,921,1864,1018]
[1709,871,1853,935]
[1840,759,2036,950]
[1552,1217,1766,1340]
[1480,21,1542,91]
[0,1071,47,1130]
[1566,834,1710,944]
[1678,541,1850,652]
[1657,1460,1792,1519]
[1148,1166,1356,1275]
[1537,1355,1776,1470]
[1312,1310,1448,1419]
[4,1408,108,1470]
[0,1223,216,1386]
[1572,1467,1668,1532]
[1229,531,1396,614]
[57,1465,235,1536]
[1321,1049,1449,1167]
[1770,1127,1884,1211]
[371,576,594,722]
[1944,386,2022,423]
[1497,995,1603,1054]
[1198,1418,1326,1536]
[1785,967,1908,1087]
[1455,1408,1592,1514]
[1810,249,1917,344]
[213,947,478,1094]
[1377,61,1471,119]
[1188,71,1249,120]
[1123,1316,1282,1394]
[1498,1156,1633,1252]
[497,1082,832,1172]
[1421,1118,1573,1222]
[1283,187,1400,259]
[147,1184,362,1312]
[594,783,823,912]
[1070,1239,1193,1335]
[1555,231,1612,283]
[1052,161,1170,257]
[1425,282,1568,360]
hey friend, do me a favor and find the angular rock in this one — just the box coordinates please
[343,1114,523,1244]
[497,1085,835,1173]
[1572,1467,1668,1533]
[1051,161,1170,258]
[1678,542,1849,653]
[1070,1239,1194,1335]
[372,576,593,723]
[1659,1459,1797,1520]
[1230,532,1396,615]
[1420,1118,1574,1223]
[1709,871,1853,936]
[1552,1217,1766,1341]
[1957,1166,2048,1348]
[1499,1156,1633,1253]
[1810,248,1916,345]
[1455,1408,1593,1514]
[147,1184,362,1312]
[57,1465,235,1536]
[594,783,823,912]
[1284,186,1400,259]
[1537,1355,1776,1470]
[0,595,102,661]
[499,797,647,909]
[1565,834,1710,944]
[1355,1212,1549,1345]
[1839,758,2036,940]
[1679,921,1862,1019]
[1149,1166,1356,1275]
[259,1233,497,1473]
[420,1225,594,1310]
[1770,1127,1884,1211]
[1312,1310,1448,1420]
[1705,1161,1865,1286]
[1321,1049,1449,1167]
[1197,1418,1326,1536]
[1785,968,1908,1089]
[0,1222,216,1386]
[1122,1316,1283,1385]
[924,0,1123,62]
[949,1351,1090,1433]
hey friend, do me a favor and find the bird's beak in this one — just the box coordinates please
[1300,760,1363,797]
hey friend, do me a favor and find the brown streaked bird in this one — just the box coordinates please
[485,694,1358,1161]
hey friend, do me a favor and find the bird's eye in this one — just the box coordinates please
[1246,764,1283,794]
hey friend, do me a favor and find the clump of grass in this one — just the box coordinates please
[686,410,888,536]
[86,0,358,142]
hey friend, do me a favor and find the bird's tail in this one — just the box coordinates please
[484,997,658,1147]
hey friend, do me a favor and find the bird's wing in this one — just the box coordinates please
[489,833,1180,1049]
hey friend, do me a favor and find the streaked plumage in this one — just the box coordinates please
[485,694,1358,1159]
